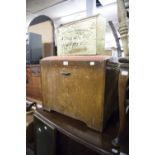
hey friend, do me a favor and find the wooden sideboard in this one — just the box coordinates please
[26,64,42,102]
[33,108,129,155]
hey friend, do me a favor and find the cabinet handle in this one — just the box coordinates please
[60,71,71,76]
[38,128,42,132]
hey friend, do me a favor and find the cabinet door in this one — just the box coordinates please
[34,117,56,155]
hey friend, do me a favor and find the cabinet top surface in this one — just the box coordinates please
[34,108,128,155]
[41,56,111,62]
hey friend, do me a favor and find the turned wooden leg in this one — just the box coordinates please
[118,71,128,136]
[117,0,129,57]
[112,68,128,147]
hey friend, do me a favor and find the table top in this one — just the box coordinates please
[26,97,42,105]
[26,110,34,128]
[34,108,129,155]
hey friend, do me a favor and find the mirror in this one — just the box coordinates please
[28,15,55,61]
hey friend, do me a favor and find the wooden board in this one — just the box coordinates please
[56,14,106,56]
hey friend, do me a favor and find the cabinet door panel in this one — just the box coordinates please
[34,117,56,155]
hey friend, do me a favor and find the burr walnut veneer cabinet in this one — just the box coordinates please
[40,56,119,132]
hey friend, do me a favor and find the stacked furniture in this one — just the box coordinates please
[30,14,128,155]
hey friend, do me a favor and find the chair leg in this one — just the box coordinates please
[112,71,128,147]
